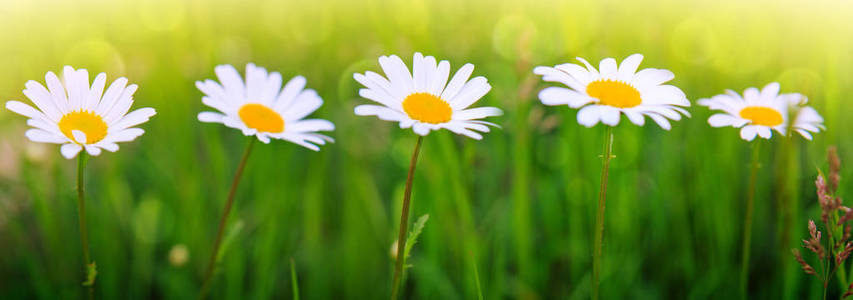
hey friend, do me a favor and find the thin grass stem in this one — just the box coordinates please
[291,258,300,300]
[472,252,484,300]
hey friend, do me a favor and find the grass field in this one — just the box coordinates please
[0,0,851,299]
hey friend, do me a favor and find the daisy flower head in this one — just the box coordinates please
[533,53,691,130]
[5,66,156,159]
[353,52,503,140]
[196,63,334,150]
[698,82,824,141]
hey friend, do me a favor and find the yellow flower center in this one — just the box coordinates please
[739,106,783,127]
[239,103,285,133]
[58,110,108,144]
[586,79,642,108]
[402,93,452,124]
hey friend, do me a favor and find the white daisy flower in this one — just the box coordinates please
[5,66,156,159]
[698,82,824,141]
[353,53,502,139]
[196,63,335,150]
[533,53,691,130]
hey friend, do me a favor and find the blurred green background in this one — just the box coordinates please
[0,0,851,298]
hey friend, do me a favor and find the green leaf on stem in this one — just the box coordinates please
[216,220,244,265]
[403,214,429,269]
[82,262,97,287]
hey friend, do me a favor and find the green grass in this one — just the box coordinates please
[0,0,851,298]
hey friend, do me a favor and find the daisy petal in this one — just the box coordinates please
[646,113,672,130]
[379,55,414,95]
[86,73,107,110]
[453,107,503,120]
[256,133,271,144]
[110,107,156,131]
[796,129,813,140]
[97,77,129,115]
[760,82,780,101]
[449,76,491,110]
[708,114,742,127]
[276,75,307,110]
[740,126,759,141]
[577,105,602,128]
[756,126,772,139]
[105,128,145,143]
[95,142,120,152]
[25,129,66,144]
[288,119,335,132]
[575,57,599,76]
[60,143,83,159]
[624,110,645,126]
[634,68,674,86]
[440,63,474,101]
[600,106,620,126]
[198,111,226,123]
[103,84,139,124]
[412,52,430,92]
[6,101,48,121]
[598,58,618,77]
[85,145,102,156]
[444,122,484,140]
[618,54,643,78]
[23,80,62,121]
[429,60,451,96]
[72,130,87,144]
[64,66,89,111]
[280,133,323,151]
[357,88,403,111]
[538,87,594,108]
[354,73,397,104]
[45,71,69,113]
[215,64,246,100]
[260,71,283,105]
[282,89,322,121]
[245,63,269,103]
[354,104,408,122]
[412,123,430,136]
[743,87,760,102]
[534,65,586,91]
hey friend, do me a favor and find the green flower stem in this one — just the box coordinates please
[740,140,761,300]
[76,152,94,300]
[391,136,424,300]
[199,137,256,299]
[592,126,614,300]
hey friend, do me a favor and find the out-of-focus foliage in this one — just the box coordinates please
[0,0,851,298]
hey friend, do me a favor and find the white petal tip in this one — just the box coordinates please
[71,130,87,144]
[60,144,83,159]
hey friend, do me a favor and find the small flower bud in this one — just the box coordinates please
[837,242,853,266]
[841,207,853,226]
[390,240,399,260]
[169,244,189,267]
[829,146,841,193]
[793,249,818,276]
